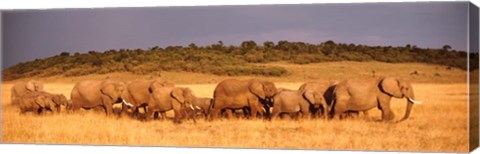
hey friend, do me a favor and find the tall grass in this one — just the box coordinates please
[1,82,469,152]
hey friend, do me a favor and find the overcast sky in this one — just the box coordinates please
[1,2,469,68]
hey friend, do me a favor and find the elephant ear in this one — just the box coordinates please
[249,81,266,99]
[34,95,47,108]
[100,83,116,100]
[380,77,403,98]
[171,88,185,104]
[26,81,36,92]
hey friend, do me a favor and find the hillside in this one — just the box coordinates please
[2,40,477,81]
[3,61,468,84]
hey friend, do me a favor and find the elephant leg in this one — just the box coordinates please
[209,100,225,120]
[257,106,266,118]
[309,105,318,119]
[349,111,362,118]
[299,104,310,119]
[70,103,80,113]
[186,108,196,124]
[173,109,182,124]
[242,107,250,118]
[250,105,258,119]
[120,103,127,116]
[225,109,234,119]
[363,111,370,120]
[132,107,140,118]
[104,104,113,116]
[37,108,43,115]
[160,112,167,120]
[321,104,329,119]
[55,105,61,113]
[294,112,300,120]
[332,98,347,120]
[145,108,154,121]
[203,111,209,120]
[270,107,281,120]
[153,112,159,119]
[377,97,394,121]
[143,106,148,114]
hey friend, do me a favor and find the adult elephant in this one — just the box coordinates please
[11,80,44,106]
[70,80,132,116]
[210,79,278,120]
[271,89,325,119]
[120,78,172,118]
[147,81,197,123]
[331,77,422,122]
[298,81,336,118]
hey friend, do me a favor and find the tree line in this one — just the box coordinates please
[3,40,478,81]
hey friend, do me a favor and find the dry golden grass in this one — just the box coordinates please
[1,62,472,152]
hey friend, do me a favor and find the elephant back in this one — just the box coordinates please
[213,79,250,98]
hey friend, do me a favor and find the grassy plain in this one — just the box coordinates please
[1,61,472,152]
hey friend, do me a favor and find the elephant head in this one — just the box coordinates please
[171,87,195,109]
[34,95,54,110]
[26,80,44,92]
[51,94,68,107]
[100,81,131,106]
[303,90,326,108]
[379,77,422,121]
[303,90,328,118]
[249,80,278,107]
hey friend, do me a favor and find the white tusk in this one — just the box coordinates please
[195,105,202,110]
[407,97,423,104]
[122,99,134,107]
[189,104,194,110]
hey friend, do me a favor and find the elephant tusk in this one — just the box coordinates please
[189,104,195,110]
[195,105,202,110]
[122,99,134,107]
[407,97,423,104]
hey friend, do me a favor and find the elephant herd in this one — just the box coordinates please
[10,77,422,123]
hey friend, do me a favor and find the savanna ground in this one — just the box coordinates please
[1,61,475,152]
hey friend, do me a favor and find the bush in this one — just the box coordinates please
[2,40,474,80]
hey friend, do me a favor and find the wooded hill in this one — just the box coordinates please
[3,40,478,81]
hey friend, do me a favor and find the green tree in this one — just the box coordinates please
[442,45,452,51]
[60,52,70,57]
[188,43,198,50]
[263,41,274,50]
[241,40,257,51]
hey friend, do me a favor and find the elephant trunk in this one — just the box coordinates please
[398,89,421,122]
[398,98,414,122]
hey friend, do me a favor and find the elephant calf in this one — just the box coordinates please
[271,89,325,119]
[191,97,213,119]
[148,83,198,123]
[18,91,68,114]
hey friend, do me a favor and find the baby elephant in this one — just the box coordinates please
[190,97,213,119]
[18,92,68,114]
[271,89,325,119]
